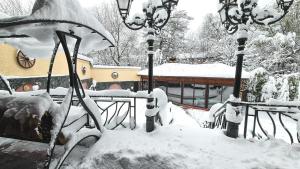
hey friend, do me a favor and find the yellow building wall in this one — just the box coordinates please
[0,44,141,83]
[76,59,92,80]
[0,44,70,77]
[92,67,141,82]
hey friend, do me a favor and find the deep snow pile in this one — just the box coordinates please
[61,102,300,169]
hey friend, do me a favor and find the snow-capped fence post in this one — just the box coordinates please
[115,0,179,132]
[218,0,294,138]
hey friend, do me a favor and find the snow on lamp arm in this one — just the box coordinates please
[218,0,294,138]
[116,0,178,32]
[218,0,293,34]
[115,0,179,133]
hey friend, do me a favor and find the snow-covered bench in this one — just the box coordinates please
[0,92,89,144]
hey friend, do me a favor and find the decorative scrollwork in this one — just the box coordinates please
[96,99,134,130]
[218,0,294,34]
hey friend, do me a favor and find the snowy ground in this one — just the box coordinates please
[60,100,300,169]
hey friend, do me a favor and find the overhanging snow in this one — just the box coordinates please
[0,0,116,58]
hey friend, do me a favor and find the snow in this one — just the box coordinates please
[61,113,88,143]
[87,89,148,98]
[252,6,283,25]
[248,68,300,102]
[138,63,250,79]
[53,127,101,169]
[293,113,300,140]
[0,0,115,58]
[77,54,93,64]
[261,76,277,101]
[151,88,173,125]
[208,103,225,122]
[2,92,54,121]
[83,95,104,132]
[71,104,300,169]
[0,90,10,96]
[48,87,73,154]
[266,99,300,106]
[277,78,290,101]
[225,95,244,123]
[0,12,9,19]
[64,106,87,126]
[1,85,300,168]
[145,92,159,117]
[0,75,12,93]
[92,65,141,69]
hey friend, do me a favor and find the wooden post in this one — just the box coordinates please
[133,81,139,92]
[192,83,195,106]
[181,82,184,104]
[166,82,169,95]
[221,86,224,102]
[141,78,144,90]
[205,84,209,109]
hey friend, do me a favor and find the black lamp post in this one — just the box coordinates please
[218,0,293,138]
[115,0,179,132]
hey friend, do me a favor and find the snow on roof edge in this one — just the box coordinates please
[93,65,141,70]
[77,54,93,63]
[138,63,250,79]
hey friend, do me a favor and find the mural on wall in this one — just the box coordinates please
[81,66,87,75]
[16,50,36,69]
[1,44,141,92]
[111,72,119,79]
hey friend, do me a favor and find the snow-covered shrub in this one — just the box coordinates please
[277,78,289,101]
[287,74,300,101]
[248,68,269,101]
[261,76,277,102]
[298,82,300,101]
[247,32,298,74]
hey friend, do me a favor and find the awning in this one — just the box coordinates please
[0,0,116,58]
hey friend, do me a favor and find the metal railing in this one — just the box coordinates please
[51,94,158,130]
[207,101,300,144]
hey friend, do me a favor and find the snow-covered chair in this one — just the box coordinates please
[0,0,115,168]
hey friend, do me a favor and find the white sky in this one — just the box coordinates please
[78,0,219,32]
[18,0,274,32]
[78,0,275,32]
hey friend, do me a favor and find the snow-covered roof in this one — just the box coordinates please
[0,0,115,58]
[77,54,93,64]
[177,53,207,59]
[93,65,141,69]
[138,63,250,79]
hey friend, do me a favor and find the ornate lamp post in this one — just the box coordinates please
[116,0,179,132]
[218,0,294,138]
